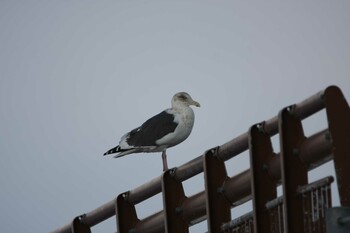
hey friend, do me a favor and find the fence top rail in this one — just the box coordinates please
[52,85,340,233]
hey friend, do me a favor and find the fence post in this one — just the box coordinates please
[116,192,139,233]
[324,86,350,207]
[249,124,277,233]
[279,106,308,233]
[71,215,91,233]
[204,147,231,232]
[162,169,189,233]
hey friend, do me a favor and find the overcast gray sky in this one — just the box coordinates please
[1,1,350,232]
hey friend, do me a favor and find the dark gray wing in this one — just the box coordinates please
[126,110,178,147]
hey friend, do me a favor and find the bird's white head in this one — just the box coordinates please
[171,92,201,109]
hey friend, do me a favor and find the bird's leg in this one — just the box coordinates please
[162,150,168,171]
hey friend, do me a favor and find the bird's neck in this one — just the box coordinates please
[171,103,189,111]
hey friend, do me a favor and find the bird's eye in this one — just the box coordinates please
[178,94,187,100]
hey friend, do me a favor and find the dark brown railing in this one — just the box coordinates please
[52,85,350,233]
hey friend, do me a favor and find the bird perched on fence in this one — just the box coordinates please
[104,92,200,171]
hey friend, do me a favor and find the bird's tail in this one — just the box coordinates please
[103,146,121,156]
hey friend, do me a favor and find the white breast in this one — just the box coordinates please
[156,107,195,147]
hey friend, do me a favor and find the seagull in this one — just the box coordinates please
[104,92,200,171]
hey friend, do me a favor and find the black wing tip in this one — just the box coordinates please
[103,146,120,156]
